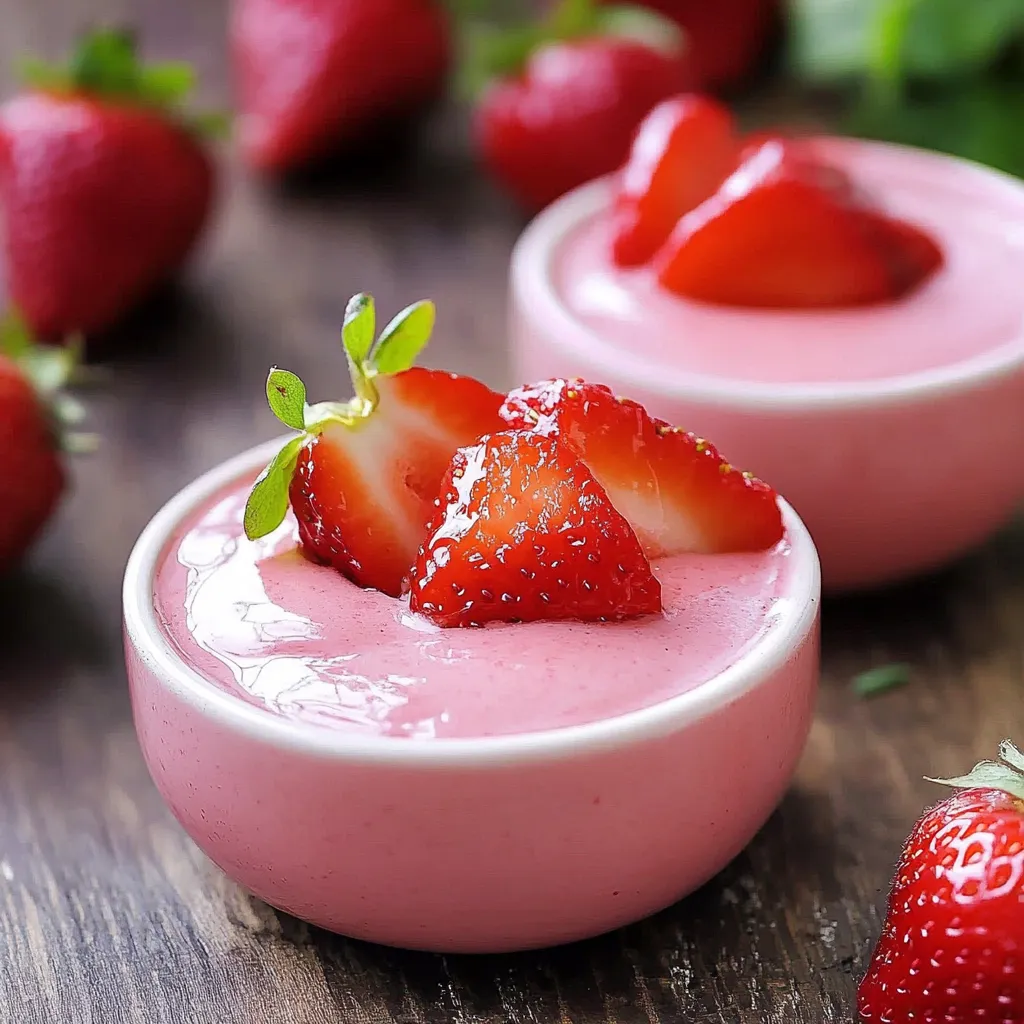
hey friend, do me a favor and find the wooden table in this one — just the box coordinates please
[1,3,1022,1021]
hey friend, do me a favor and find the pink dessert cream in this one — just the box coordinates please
[512,95,1024,590]
[154,477,796,738]
[124,296,820,952]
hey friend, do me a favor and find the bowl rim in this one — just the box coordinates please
[511,138,1024,413]
[123,438,821,768]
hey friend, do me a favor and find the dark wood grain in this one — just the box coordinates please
[0,4,1022,1022]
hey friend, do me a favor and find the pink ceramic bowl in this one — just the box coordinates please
[123,440,821,953]
[510,144,1024,592]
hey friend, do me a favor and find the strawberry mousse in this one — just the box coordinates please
[153,477,797,737]
[125,293,820,952]
[512,95,1024,590]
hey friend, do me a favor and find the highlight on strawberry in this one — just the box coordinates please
[611,94,943,309]
[243,293,505,598]
[408,376,783,629]
[858,740,1024,1023]
[0,312,93,569]
[0,28,219,339]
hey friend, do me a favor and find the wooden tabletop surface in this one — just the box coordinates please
[1,3,1022,1022]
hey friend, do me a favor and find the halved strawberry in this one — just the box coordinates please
[611,94,739,267]
[408,430,662,627]
[245,293,505,597]
[501,378,783,555]
[654,139,899,308]
[861,211,944,296]
[654,139,942,308]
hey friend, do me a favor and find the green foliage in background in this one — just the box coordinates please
[789,0,1024,176]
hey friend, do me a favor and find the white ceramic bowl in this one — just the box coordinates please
[510,144,1024,591]
[123,439,821,953]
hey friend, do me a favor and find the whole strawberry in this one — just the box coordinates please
[859,741,1024,1023]
[623,0,778,89]
[0,313,89,568]
[0,30,216,340]
[471,0,695,211]
[232,0,452,174]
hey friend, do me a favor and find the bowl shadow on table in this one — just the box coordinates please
[87,279,238,377]
[0,565,106,711]
[251,786,847,1021]
[820,513,1024,662]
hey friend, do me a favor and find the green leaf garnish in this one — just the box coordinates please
[852,663,910,698]
[927,740,1024,802]
[265,368,307,430]
[246,291,438,539]
[372,300,436,375]
[343,293,376,368]
[244,435,305,541]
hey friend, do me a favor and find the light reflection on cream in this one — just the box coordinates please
[177,511,430,732]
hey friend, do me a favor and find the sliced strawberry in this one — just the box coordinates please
[654,139,938,308]
[611,94,739,267]
[501,378,783,555]
[245,294,505,597]
[408,431,662,628]
[861,211,944,297]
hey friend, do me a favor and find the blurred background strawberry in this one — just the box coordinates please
[0,30,217,341]
[232,0,452,174]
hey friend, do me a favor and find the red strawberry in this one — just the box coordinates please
[472,0,696,212]
[501,378,783,556]
[0,312,90,568]
[245,293,504,597]
[0,30,215,340]
[629,0,779,89]
[408,430,662,628]
[232,0,451,174]
[858,740,1024,1023]
[611,93,739,266]
[654,139,938,309]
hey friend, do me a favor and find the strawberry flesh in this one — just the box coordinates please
[611,94,739,266]
[501,378,783,556]
[408,431,662,628]
[655,139,942,308]
[858,785,1024,1023]
[291,367,504,597]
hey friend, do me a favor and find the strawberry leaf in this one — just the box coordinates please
[927,739,1024,802]
[343,293,376,368]
[265,368,307,430]
[594,4,684,55]
[371,300,436,375]
[244,435,304,541]
[0,310,33,360]
[70,28,140,96]
[1000,740,1024,773]
[137,62,196,106]
[852,663,910,698]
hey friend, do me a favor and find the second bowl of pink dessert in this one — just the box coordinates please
[511,108,1024,591]
[124,307,820,952]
